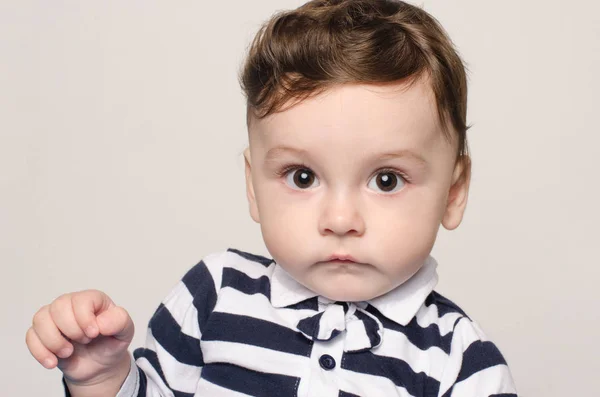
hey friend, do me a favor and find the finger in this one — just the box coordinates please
[72,289,114,339]
[49,295,91,344]
[97,306,135,343]
[26,327,58,369]
[31,305,74,359]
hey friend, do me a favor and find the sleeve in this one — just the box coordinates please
[129,256,220,397]
[437,318,518,397]
[63,255,221,397]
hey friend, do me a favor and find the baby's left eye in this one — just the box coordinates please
[367,171,406,193]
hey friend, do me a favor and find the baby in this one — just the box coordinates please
[26,1,518,396]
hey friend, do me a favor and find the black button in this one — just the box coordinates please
[319,354,336,370]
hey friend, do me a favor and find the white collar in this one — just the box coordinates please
[270,256,438,326]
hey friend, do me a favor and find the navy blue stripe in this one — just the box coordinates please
[365,305,454,354]
[133,349,167,389]
[342,352,439,397]
[297,311,323,339]
[62,378,72,397]
[221,267,271,298]
[287,296,319,311]
[149,303,203,366]
[227,248,274,267]
[425,291,468,318]
[354,310,381,349]
[201,312,313,357]
[201,363,299,397]
[456,340,508,383]
[137,367,147,397]
[339,391,360,397]
[181,260,217,332]
[132,349,194,397]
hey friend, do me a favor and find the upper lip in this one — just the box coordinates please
[326,254,358,262]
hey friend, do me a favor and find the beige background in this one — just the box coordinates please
[1,0,599,395]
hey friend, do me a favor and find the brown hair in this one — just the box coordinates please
[240,0,470,158]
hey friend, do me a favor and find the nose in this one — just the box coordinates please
[318,192,365,237]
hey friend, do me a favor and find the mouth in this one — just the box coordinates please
[317,255,369,274]
[324,254,359,263]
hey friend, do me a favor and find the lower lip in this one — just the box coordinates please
[320,260,368,274]
[324,260,360,265]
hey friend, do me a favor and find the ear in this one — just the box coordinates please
[442,155,471,230]
[244,148,260,223]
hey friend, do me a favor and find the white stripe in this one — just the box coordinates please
[344,317,371,351]
[201,340,309,378]
[451,318,488,349]
[372,327,447,379]
[215,287,316,330]
[415,302,464,336]
[221,250,273,279]
[337,369,417,397]
[146,329,202,394]
[317,304,346,339]
[162,281,200,339]
[437,318,495,395]
[135,356,175,397]
[195,378,253,397]
[450,365,517,396]
[202,251,226,293]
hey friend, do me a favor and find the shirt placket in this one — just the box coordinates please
[297,331,345,397]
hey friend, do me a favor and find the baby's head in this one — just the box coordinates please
[240,0,470,302]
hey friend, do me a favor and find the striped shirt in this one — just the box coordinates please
[68,248,517,397]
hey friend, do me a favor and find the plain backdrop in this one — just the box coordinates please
[1,0,599,396]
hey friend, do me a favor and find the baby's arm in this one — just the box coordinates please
[26,290,135,397]
[26,258,217,397]
[437,318,518,397]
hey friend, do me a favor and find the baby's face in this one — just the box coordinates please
[245,78,470,301]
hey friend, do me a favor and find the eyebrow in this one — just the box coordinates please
[377,150,428,166]
[265,146,428,166]
[265,146,309,162]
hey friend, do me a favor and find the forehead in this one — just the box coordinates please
[249,78,445,153]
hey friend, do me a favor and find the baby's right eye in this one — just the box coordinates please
[285,168,320,190]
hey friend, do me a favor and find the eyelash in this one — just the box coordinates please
[275,163,311,178]
[376,167,412,184]
[275,164,412,184]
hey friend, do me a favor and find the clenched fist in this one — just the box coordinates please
[26,290,134,390]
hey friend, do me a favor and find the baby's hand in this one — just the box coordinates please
[26,290,134,386]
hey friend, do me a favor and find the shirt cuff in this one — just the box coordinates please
[62,355,139,397]
[115,355,140,397]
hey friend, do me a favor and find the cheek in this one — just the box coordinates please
[371,194,443,259]
[258,188,310,227]
[256,179,317,226]
[379,216,437,256]
[256,190,314,264]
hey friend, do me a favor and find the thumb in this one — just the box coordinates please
[96,306,135,344]
[72,289,115,339]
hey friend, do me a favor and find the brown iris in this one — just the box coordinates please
[293,169,315,188]
[376,172,397,192]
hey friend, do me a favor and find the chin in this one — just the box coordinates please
[318,285,380,303]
